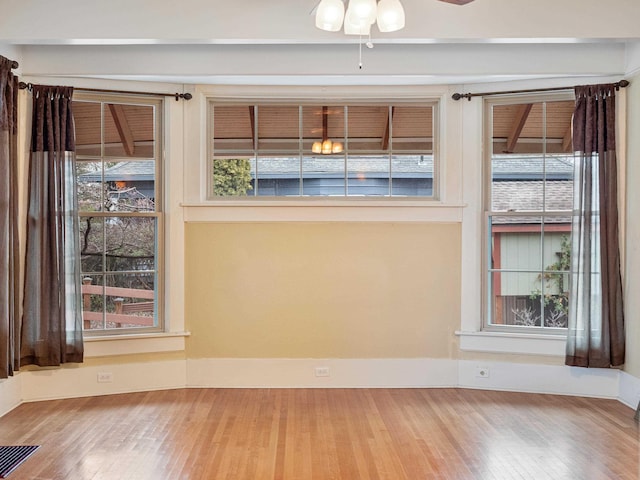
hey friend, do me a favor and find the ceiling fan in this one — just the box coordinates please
[313,0,477,35]
[437,0,476,4]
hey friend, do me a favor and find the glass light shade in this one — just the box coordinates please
[312,141,323,153]
[376,0,405,32]
[344,6,372,35]
[331,142,344,153]
[315,0,345,32]
[321,139,333,154]
[349,0,377,25]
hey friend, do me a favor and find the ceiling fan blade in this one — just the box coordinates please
[438,0,476,5]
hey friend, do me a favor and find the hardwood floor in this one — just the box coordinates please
[0,388,637,480]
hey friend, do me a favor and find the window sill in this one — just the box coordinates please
[455,330,566,356]
[181,200,465,207]
[182,201,466,223]
[84,331,190,357]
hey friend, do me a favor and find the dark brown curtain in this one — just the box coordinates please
[0,56,20,378]
[566,83,624,368]
[22,85,83,367]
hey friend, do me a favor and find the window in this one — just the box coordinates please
[208,102,437,198]
[74,94,163,334]
[484,94,574,331]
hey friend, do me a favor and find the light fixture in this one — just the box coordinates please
[311,106,344,155]
[315,0,405,35]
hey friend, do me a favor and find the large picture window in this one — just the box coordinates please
[485,94,574,331]
[74,94,163,334]
[208,102,437,198]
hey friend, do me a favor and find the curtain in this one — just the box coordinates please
[566,83,624,368]
[21,85,83,367]
[0,56,20,378]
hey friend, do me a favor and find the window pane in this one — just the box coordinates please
[391,106,433,151]
[74,101,102,156]
[544,158,574,212]
[104,160,156,211]
[77,160,105,212]
[302,105,344,155]
[213,105,254,152]
[489,271,544,327]
[77,160,156,213]
[302,155,345,196]
[81,274,105,331]
[491,155,544,211]
[256,156,300,196]
[212,157,255,196]
[391,155,433,196]
[104,216,156,272]
[104,103,155,158]
[347,154,389,196]
[347,106,389,152]
[104,273,157,330]
[258,106,299,152]
[490,215,543,272]
[79,216,104,272]
[545,100,575,154]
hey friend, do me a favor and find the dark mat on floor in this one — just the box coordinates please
[0,446,40,478]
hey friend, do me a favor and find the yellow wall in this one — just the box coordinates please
[185,222,461,359]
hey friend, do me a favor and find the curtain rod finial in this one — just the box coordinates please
[10,60,19,69]
[618,79,630,89]
[174,92,193,101]
[452,92,472,101]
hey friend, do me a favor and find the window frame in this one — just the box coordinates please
[206,99,440,201]
[74,91,165,337]
[481,91,575,335]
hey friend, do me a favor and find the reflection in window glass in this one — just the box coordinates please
[209,102,437,198]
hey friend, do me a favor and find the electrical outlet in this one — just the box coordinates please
[97,372,113,383]
[314,367,330,377]
[475,366,490,379]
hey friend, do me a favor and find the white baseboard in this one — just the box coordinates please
[458,360,621,399]
[618,370,640,409]
[187,358,459,388]
[20,359,187,403]
[2,357,638,418]
[0,374,22,417]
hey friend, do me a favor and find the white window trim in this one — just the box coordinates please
[74,91,166,337]
[184,85,460,212]
[84,331,190,357]
[61,82,190,353]
[458,92,572,355]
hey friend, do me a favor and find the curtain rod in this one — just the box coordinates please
[452,79,630,101]
[18,81,193,101]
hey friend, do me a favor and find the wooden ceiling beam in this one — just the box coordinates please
[108,104,135,156]
[562,126,573,153]
[381,107,395,151]
[505,103,532,153]
[322,106,328,141]
[248,106,256,145]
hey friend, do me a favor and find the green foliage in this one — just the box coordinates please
[213,158,253,196]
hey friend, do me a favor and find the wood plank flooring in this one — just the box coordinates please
[0,388,637,480]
